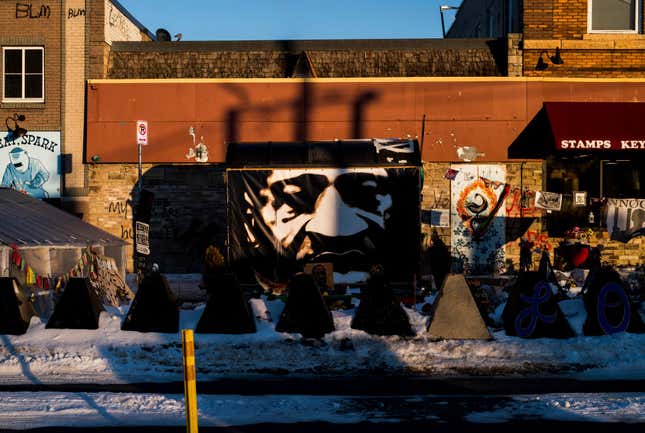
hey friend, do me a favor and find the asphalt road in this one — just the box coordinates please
[0,375,644,395]
[1,377,643,432]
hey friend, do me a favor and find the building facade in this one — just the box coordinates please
[446,0,645,275]
[0,0,151,217]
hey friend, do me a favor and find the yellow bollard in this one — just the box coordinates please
[182,329,199,433]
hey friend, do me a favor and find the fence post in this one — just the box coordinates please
[182,329,198,433]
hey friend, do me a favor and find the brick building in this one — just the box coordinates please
[448,0,645,77]
[0,0,151,217]
[446,0,645,271]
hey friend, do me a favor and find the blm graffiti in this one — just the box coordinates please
[227,167,420,286]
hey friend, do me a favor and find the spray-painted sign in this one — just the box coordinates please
[0,131,61,198]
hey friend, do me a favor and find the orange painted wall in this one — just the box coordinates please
[86,78,645,163]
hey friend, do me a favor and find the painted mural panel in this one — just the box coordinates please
[0,132,61,198]
[450,164,507,274]
[228,167,420,287]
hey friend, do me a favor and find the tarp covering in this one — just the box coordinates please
[227,166,420,285]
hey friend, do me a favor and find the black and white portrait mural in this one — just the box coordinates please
[228,167,420,287]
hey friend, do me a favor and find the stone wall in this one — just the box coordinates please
[86,163,227,273]
[107,40,505,78]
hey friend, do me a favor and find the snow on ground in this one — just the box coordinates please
[1,296,644,385]
[1,294,645,429]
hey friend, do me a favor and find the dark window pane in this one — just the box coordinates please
[4,75,21,98]
[4,50,22,74]
[592,0,635,31]
[25,49,42,73]
[25,74,42,98]
[603,161,642,197]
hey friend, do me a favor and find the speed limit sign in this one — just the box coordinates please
[136,120,148,145]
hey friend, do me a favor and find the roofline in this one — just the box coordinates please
[88,76,645,84]
[109,0,155,41]
[110,38,501,52]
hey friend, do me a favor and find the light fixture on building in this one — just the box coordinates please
[535,48,564,70]
[439,5,460,38]
[5,113,27,142]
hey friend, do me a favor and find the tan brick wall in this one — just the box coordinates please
[525,48,645,77]
[63,0,87,196]
[0,1,62,130]
[524,1,645,77]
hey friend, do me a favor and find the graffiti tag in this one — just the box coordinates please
[16,3,50,19]
[597,282,630,335]
[68,8,85,18]
[514,280,556,338]
[107,201,129,219]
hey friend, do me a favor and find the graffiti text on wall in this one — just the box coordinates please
[68,8,85,18]
[108,5,130,37]
[106,200,133,241]
[16,3,50,19]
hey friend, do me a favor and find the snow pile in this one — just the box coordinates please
[1,295,644,385]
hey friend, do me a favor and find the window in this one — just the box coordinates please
[2,47,44,102]
[589,0,640,33]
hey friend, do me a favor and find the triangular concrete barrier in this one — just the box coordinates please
[582,267,645,336]
[275,273,334,339]
[196,273,256,334]
[46,278,103,330]
[427,274,492,340]
[121,273,179,333]
[0,277,36,335]
[351,273,414,337]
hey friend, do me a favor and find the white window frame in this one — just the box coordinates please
[2,46,44,103]
[588,0,641,34]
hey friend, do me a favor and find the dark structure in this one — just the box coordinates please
[46,278,104,330]
[0,277,36,335]
[351,268,414,337]
[196,273,256,334]
[582,267,645,336]
[121,273,179,333]
[275,273,335,339]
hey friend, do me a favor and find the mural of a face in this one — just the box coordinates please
[257,168,392,280]
[9,148,29,173]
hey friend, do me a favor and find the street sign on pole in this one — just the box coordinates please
[136,120,148,146]
[135,221,150,255]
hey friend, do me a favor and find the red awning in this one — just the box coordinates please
[545,102,645,152]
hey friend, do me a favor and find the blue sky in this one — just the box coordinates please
[118,0,462,41]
